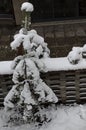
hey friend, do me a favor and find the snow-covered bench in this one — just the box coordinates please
[0,57,86,106]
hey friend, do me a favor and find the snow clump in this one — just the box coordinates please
[21,2,34,12]
[11,28,50,58]
[67,47,82,64]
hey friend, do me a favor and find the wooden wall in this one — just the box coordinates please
[0,19,86,60]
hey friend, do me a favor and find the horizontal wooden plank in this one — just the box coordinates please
[47,80,60,84]
[80,88,86,91]
[80,97,86,100]
[66,100,76,103]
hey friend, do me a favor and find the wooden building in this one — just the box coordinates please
[0,0,86,60]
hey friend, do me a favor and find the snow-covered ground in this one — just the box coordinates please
[0,104,86,130]
[0,57,86,75]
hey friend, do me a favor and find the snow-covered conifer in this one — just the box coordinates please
[4,2,58,125]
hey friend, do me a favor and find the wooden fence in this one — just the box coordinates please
[0,75,13,107]
[0,69,86,107]
[41,70,86,104]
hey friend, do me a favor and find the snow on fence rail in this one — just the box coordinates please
[1,57,86,74]
[0,57,86,106]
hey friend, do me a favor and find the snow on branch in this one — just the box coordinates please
[10,28,50,59]
[21,2,34,12]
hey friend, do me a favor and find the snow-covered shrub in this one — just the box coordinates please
[67,47,82,64]
[82,44,86,58]
[4,2,58,126]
